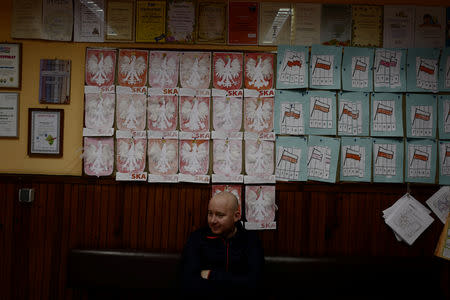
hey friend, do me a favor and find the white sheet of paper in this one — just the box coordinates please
[426,186,450,224]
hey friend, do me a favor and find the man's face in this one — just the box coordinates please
[207,194,239,237]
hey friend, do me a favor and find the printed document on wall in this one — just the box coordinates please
[383,5,415,48]
[414,6,445,48]
[292,3,321,46]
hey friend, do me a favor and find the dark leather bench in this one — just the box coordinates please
[67,249,449,299]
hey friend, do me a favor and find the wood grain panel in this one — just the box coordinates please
[0,174,447,300]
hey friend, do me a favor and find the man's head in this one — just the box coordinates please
[207,191,241,238]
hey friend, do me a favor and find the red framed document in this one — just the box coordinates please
[228,1,258,45]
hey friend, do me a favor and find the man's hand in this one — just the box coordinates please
[200,270,211,279]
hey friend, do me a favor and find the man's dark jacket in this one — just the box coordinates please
[180,222,264,294]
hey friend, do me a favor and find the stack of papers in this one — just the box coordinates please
[383,193,434,245]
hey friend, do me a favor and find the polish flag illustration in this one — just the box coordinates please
[313,58,331,74]
[284,56,302,71]
[418,60,435,75]
[340,104,358,120]
[307,147,323,165]
[311,99,330,116]
[374,103,393,119]
[444,146,450,164]
[412,108,430,125]
[345,148,361,161]
[279,149,298,164]
[376,147,394,163]
[353,60,367,76]
[412,149,428,161]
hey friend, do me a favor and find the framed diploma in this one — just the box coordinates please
[228,1,258,45]
[106,1,135,41]
[0,43,22,89]
[196,0,227,44]
[135,0,166,42]
[351,5,383,47]
[0,93,19,138]
[28,108,64,157]
[166,0,196,43]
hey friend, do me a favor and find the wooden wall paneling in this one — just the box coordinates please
[0,182,14,300]
[58,183,74,300]
[152,183,164,250]
[12,181,30,300]
[91,183,102,247]
[48,183,65,300]
[77,183,88,247]
[136,183,148,249]
[69,182,81,249]
[41,183,56,300]
[122,184,133,248]
[129,183,140,248]
[168,184,180,251]
[144,184,155,249]
[159,184,171,250]
[110,183,124,248]
[176,185,188,251]
[98,184,109,248]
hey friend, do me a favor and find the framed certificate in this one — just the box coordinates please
[28,108,64,157]
[0,92,19,138]
[0,43,21,89]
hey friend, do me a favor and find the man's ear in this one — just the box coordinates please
[234,209,241,222]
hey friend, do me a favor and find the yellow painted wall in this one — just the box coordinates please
[0,1,86,175]
[0,0,447,175]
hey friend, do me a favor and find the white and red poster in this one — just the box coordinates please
[244,53,274,90]
[85,48,117,87]
[148,88,178,132]
[180,51,211,89]
[245,185,277,230]
[84,86,115,131]
[83,137,114,177]
[179,89,210,133]
[213,52,243,90]
[148,51,180,88]
[179,139,210,183]
[148,135,179,182]
[116,86,147,131]
[118,49,149,87]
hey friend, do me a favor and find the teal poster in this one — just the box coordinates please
[438,47,450,92]
[370,93,403,137]
[276,45,309,89]
[405,93,437,138]
[274,90,308,135]
[275,136,308,181]
[307,135,340,183]
[438,95,450,139]
[337,91,370,136]
[341,46,374,92]
[307,90,337,136]
[405,138,436,184]
[373,138,404,183]
[340,137,372,182]
[309,44,342,90]
[373,48,407,92]
[438,140,450,184]
[406,48,440,93]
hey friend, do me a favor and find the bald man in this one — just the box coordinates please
[180,191,264,295]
